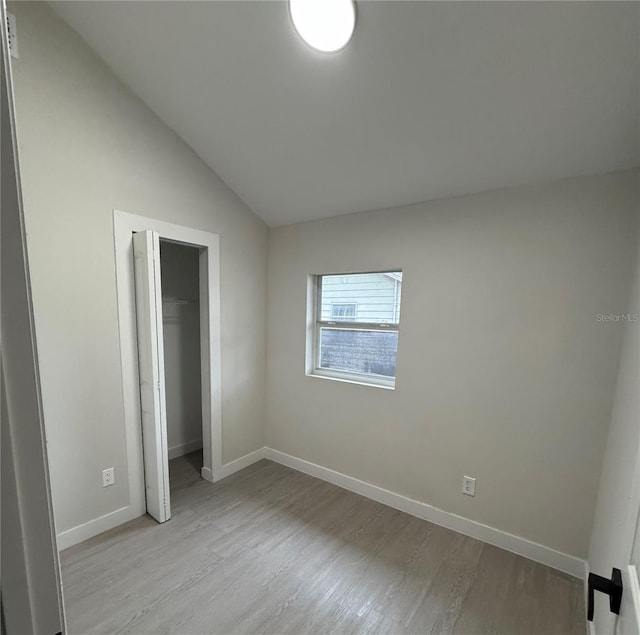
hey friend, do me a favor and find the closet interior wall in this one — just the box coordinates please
[160,241,203,461]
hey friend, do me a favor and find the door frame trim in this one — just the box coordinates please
[113,210,223,518]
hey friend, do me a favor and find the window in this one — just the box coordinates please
[330,303,357,321]
[308,271,402,388]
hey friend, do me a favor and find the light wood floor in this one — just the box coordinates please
[61,452,585,634]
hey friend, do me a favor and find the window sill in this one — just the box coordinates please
[306,369,395,391]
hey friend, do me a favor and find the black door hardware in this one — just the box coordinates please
[587,568,623,622]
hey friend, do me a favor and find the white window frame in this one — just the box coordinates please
[305,272,401,390]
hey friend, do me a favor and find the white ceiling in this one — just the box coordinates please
[51,1,639,227]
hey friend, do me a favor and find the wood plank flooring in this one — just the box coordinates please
[60,452,585,634]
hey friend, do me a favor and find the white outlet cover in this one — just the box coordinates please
[102,467,115,487]
[462,476,476,497]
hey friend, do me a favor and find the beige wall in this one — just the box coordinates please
[8,0,640,566]
[9,1,268,535]
[266,171,639,558]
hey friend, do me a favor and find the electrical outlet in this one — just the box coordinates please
[102,467,115,487]
[462,475,476,497]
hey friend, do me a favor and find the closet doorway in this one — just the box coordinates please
[114,211,222,525]
[160,242,204,462]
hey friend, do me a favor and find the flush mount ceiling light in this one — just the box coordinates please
[289,0,356,53]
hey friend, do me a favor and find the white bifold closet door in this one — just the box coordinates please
[133,230,171,523]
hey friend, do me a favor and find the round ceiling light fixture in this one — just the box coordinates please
[289,0,356,53]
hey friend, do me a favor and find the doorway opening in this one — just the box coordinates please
[159,241,204,488]
[114,210,223,527]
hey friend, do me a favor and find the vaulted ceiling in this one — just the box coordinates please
[51,1,640,227]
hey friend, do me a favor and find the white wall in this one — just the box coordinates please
[267,171,639,559]
[160,241,203,458]
[8,1,268,537]
[587,203,640,633]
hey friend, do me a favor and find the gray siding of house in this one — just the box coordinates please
[320,273,401,323]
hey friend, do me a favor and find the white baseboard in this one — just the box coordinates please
[168,438,203,460]
[264,447,585,579]
[56,447,586,580]
[56,448,265,551]
[56,504,142,551]
[213,447,266,481]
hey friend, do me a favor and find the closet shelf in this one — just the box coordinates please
[162,299,197,305]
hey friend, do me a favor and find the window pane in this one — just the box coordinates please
[330,303,356,321]
[319,328,398,378]
[320,272,402,324]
